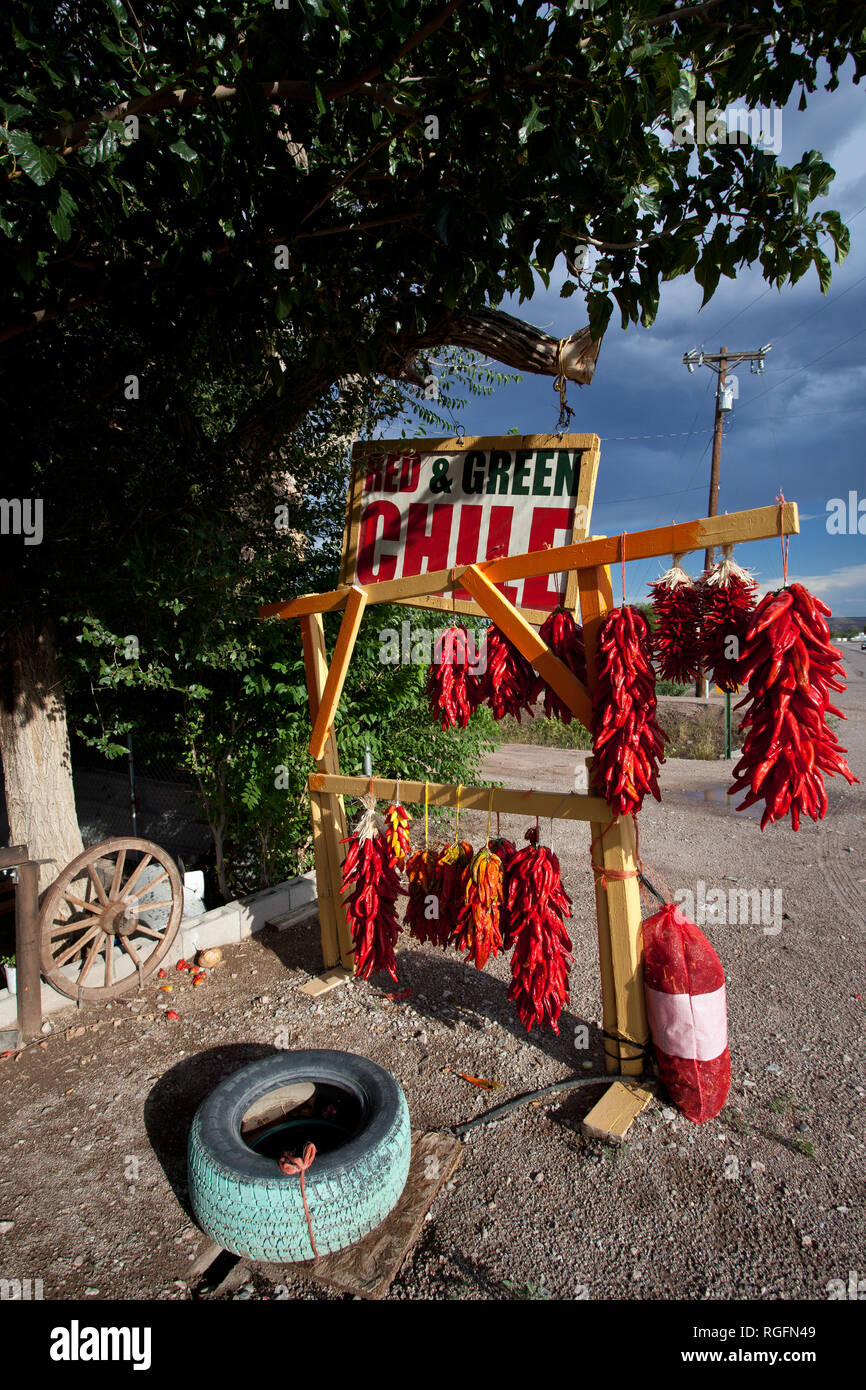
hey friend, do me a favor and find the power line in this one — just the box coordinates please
[736,323,866,413]
[704,202,866,341]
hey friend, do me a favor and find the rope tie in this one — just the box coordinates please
[620,531,628,605]
[278,1142,318,1259]
[552,339,574,432]
[589,818,643,891]
[776,490,789,584]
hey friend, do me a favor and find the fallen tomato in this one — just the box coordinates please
[166,1010,179,1021]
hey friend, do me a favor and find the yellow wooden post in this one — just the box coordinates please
[300,614,355,971]
[578,555,649,1076]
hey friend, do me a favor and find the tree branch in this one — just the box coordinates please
[380,308,603,387]
[40,0,466,150]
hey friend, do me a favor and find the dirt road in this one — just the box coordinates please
[0,656,863,1301]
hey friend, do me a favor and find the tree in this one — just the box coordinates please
[1,0,862,875]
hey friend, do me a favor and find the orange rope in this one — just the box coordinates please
[278,1142,318,1259]
[589,818,643,890]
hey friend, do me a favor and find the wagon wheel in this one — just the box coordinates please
[39,837,183,1002]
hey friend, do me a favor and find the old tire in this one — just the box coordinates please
[187,1050,411,1261]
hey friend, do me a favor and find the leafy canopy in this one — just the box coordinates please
[0,0,860,377]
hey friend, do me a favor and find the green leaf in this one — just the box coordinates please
[812,246,832,294]
[170,137,197,163]
[7,130,57,185]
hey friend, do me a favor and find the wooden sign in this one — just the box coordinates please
[339,433,600,623]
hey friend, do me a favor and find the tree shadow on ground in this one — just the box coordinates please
[143,1042,279,1217]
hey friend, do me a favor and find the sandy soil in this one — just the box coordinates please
[0,654,863,1303]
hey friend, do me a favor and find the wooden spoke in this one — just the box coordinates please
[87,863,109,906]
[40,837,184,1002]
[54,925,101,968]
[77,933,104,988]
[109,848,127,900]
[119,937,141,972]
[120,854,153,897]
[62,893,104,917]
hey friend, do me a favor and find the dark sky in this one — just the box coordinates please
[391,60,866,619]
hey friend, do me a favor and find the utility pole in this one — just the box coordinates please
[683,342,772,696]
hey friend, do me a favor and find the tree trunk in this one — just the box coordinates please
[0,621,84,893]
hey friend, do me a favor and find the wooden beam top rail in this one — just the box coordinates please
[309,774,614,825]
[259,501,799,621]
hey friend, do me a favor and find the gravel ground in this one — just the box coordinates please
[0,654,863,1303]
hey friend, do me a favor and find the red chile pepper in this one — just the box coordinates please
[404,846,449,948]
[591,606,667,817]
[698,554,758,693]
[427,626,480,730]
[340,806,402,981]
[730,582,859,830]
[649,565,704,684]
[533,606,587,723]
[477,627,536,720]
[505,826,573,1033]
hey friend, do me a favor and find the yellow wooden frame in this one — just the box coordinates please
[261,498,800,1083]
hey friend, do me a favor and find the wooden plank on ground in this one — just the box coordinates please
[581,1081,653,1144]
[264,1129,462,1301]
[298,966,353,998]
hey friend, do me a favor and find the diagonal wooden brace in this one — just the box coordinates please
[459,564,592,729]
[308,586,368,761]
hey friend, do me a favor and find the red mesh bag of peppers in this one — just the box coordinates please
[730,582,858,828]
[642,902,731,1124]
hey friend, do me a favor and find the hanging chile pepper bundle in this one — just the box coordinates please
[382,798,411,867]
[454,845,505,970]
[427,625,479,730]
[591,606,667,817]
[533,606,587,723]
[649,561,704,684]
[506,825,574,1033]
[730,583,858,829]
[478,625,537,720]
[699,547,758,692]
[340,797,401,981]
[489,833,517,943]
[436,839,474,922]
[404,846,449,947]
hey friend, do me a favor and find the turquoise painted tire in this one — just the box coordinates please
[187,1050,411,1262]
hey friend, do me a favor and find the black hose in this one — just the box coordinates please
[451,1072,657,1136]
